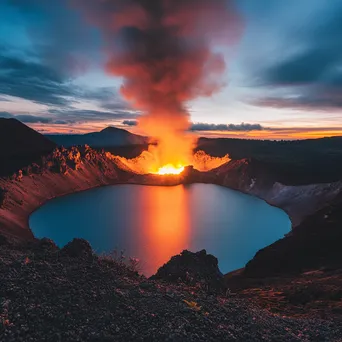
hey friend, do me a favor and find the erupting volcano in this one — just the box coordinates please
[74,0,242,174]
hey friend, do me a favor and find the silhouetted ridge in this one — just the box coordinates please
[0,118,56,177]
[48,126,148,148]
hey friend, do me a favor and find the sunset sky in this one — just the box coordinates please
[0,0,342,139]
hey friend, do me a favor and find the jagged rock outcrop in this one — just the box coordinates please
[151,249,225,292]
[61,238,93,258]
[0,146,130,240]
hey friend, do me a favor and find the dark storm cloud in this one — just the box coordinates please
[0,111,69,124]
[251,1,342,111]
[253,92,342,111]
[0,1,134,126]
[8,0,102,75]
[0,54,73,106]
[191,123,264,131]
[0,52,128,107]
[263,48,340,86]
[0,107,138,126]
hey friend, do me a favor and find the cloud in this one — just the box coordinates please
[48,109,139,124]
[122,120,138,126]
[0,107,138,126]
[0,2,136,126]
[256,2,342,88]
[7,0,102,76]
[0,111,68,124]
[248,2,342,111]
[191,122,264,131]
[122,120,264,131]
[252,93,342,111]
[0,51,139,123]
[0,54,74,106]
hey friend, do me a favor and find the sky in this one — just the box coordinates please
[0,0,342,140]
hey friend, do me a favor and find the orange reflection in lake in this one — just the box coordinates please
[140,185,191,275]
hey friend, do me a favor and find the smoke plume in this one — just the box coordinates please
[72,0,242,172]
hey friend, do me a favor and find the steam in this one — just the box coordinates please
[72,0,242,172]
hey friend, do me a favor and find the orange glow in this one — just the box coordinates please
[142,186,190,275]
[191,129,342,140]
[113,150,230,175]
[153,164,185,175]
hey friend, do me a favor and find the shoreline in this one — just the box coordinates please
[26,179,293,242]
[1,152,341,245]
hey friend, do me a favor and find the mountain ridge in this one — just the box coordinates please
[47,126,148,148]
[0,118,56,177]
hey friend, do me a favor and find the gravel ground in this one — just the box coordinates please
[0,237,341,342]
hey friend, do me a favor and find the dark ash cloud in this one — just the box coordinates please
[191,122,264,131]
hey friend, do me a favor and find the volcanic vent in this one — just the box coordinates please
[113,149,230,175]
[73,0,242,174]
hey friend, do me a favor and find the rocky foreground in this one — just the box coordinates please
[1,237,341,342]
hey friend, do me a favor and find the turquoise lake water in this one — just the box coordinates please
[29,184,291,276]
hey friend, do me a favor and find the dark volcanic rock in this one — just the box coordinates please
[243,193,342,277]
[151,250,225,292]
[32,238,59,253]
[0,187,7,208]
[61,238,93,258]
[1,240,341,341]
[0,233,8,246]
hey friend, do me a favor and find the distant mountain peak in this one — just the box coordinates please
[48,125,148,148]
[0,118,56,176]
[100,126,127,133]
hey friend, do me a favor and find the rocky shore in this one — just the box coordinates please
[1,237,341,342]
[1,146,341,241]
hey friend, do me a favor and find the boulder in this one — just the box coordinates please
[0,234,8,246]
[36,238,59,251]
[24,238,59,259]
[151,250,225,292]
[61,238,93,258]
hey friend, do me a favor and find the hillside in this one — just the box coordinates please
[0,123,342,338]
[0,239,340,341]
[48,126,148,148]
[225,194,342,319]
[197,136,342,185]
[0,119,56,177]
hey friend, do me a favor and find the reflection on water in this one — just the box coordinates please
[143,186,190,275]
[29,184,291,276]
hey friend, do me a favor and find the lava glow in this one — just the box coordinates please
[112,150,231,175]
[154,164,186,175]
